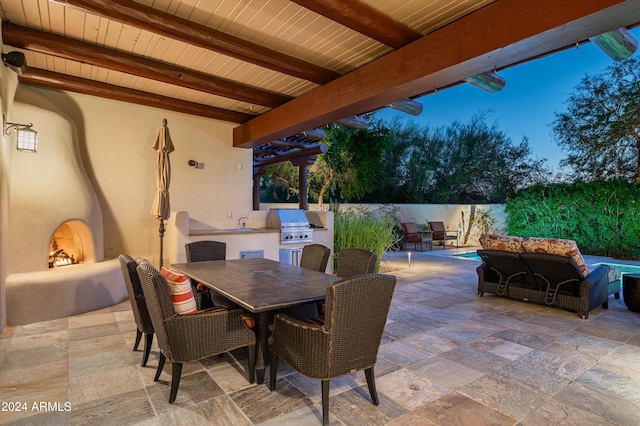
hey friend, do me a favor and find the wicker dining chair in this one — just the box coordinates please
[269,274,397,425]
[317,248,378,315]
[185,240,227,309]
[136,262,256,403]
[336,248,377,277]
[300,243,331,273]
[118,254,154,367]
[185,240,226,262]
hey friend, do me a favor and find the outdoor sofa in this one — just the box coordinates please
[476,234,610,319]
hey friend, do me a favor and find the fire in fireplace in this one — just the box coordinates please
[48,220,87,268]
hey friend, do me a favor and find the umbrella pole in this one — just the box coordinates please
[158,219,165,268]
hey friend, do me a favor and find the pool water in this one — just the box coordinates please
[592,262,640,275]
[453,251,482,261]
[454,251,640,281]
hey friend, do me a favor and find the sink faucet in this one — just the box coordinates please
[239,216,248,229]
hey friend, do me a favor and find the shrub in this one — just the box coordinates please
[332,205,400,271]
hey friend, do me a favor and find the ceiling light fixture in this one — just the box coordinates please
[336,115,369,129]
[5,122,38,152]
[464,71,506,93]
[388,98,424,116]
[589,27,638,61]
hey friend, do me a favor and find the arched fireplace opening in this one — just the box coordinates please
[48,219,93,268]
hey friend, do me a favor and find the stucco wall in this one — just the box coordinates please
[0,84,256,329]
[262,202,507,245]
[0,59,19,331]
[27,87,254,265]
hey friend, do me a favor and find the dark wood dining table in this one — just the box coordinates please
[171,257,340,383]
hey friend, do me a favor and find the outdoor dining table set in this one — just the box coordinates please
[123,250,395,425]
[170,257,341,384]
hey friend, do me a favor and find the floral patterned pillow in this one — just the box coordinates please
[522,237,589,277]
[479,234,524,253]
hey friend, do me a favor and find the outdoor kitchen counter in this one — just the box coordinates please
[165,211,333,271]
[188,227,327,236]
[188,228,279,236]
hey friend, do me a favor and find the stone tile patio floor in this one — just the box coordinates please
[1,246,640,425]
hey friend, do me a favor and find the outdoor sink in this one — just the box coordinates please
[228,228,256,233]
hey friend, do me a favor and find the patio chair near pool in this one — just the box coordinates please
[429,221,459,248]
[402,222,432,251]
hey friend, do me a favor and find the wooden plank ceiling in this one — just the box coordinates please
[1,0,639,169]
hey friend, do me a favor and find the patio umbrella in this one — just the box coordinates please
[151,118,175,268]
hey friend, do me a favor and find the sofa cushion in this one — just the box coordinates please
[522,237,589,277]
[160,267,199,314]
[479,234,524,253]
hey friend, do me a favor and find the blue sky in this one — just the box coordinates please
[375,28,639,171]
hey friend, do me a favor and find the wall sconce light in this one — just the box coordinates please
[336,115,369,129]
[5,122,38,152]
[464,71,506,93]
[188,159,204,169]
[589,27,638,61]
[1,51,27,74]
[389,98,424,116]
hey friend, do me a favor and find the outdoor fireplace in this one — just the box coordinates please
[5,91,127,326]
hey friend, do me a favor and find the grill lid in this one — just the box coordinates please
[267,209,310,228]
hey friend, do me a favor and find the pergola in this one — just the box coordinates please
[2,0,639,209]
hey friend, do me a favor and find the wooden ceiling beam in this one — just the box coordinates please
[19,68,254,124]
[253,144,328,169]
[56,0,339,85]
[291,0,421,48]
[234,0,638,148]
[2,22,291,109]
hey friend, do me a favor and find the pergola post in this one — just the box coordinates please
[298,164,308,211]
[252,168,264,211]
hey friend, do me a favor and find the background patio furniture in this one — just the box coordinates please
[428,221,459,248]
[477,249,610,319]
[401,222,432,251]
[269,273,397,425]
[118,254,154,367]
[136,262,256,403]
[300,243,331,273]
[608,267,621,299]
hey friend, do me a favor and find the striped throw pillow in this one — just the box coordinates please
[160,267,198,314]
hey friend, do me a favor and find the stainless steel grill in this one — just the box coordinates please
[267,209,313,244]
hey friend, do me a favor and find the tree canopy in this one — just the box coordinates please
[260,113,548,204]
[552,56,640,182]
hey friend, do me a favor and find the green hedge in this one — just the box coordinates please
[506,180,640,259]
